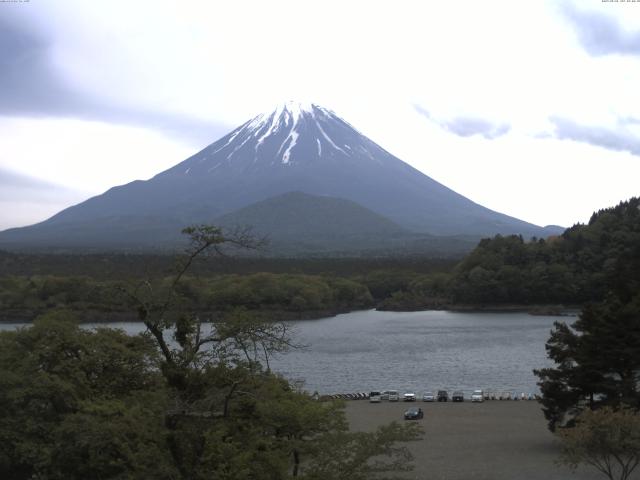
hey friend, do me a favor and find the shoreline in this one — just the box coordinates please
[0,307,365,324]
[377,303,581,316]
[0,304,580,324]
[449,303,580,316]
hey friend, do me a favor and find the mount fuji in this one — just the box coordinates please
[0,102,561,253]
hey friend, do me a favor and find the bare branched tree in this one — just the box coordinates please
[118,225,289,378]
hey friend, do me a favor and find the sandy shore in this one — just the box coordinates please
[345,400,609,480]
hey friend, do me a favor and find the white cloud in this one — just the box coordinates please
[0,117,195,193]
[2,0,639,230]
[0,167,90,230]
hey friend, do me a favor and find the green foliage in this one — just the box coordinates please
[0,308,421,479]
[51,395,175,480]
[534,292,640,431]
[557,406,640,480]
[376,272,452,310]
[0,249,458,280]
[451,197,640,305]
[0,311,173,479]
[0,272,375,322]
[0,275,124,321]
[357,269,420,300]
[208,273,373,312]
[0,246,456,319]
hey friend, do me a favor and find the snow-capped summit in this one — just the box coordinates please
[163,102,389,175]
[249,101,318,127]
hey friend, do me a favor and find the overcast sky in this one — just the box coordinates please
[1,0,639,231]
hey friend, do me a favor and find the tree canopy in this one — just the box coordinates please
[534,293,640,431]
[557,406,640,480]
[0,311,173,479]
[451,197,640,306]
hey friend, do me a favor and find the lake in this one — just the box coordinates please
[0,309,569,396]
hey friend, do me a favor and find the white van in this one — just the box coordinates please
[471,389,484,402]
[388,390,400,401]
[369,391,382,403]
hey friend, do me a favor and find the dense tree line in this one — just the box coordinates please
[450,198,640,306]
[0,268,458,321]
[0,273,374,322]
[0,252,456,320]
[0,250,456,280]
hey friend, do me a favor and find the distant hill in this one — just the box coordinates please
[0,102,562,253]
[215,191,407,251]
[214,191,477,256]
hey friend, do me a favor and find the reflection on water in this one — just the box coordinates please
[0,309,568,395]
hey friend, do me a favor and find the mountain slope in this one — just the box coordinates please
[0,102,561,252]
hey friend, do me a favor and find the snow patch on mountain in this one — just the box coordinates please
[254,111,283,148]
[240,101,351,163]
[280,130,299,164]
[169,100,395,176]
[226,131,254,160]
[315,119,346,155]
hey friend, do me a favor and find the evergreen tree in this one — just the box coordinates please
[535,198,640,431]
[535,293,640,431]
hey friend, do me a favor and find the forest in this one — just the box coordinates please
[1,197,639,320]
[449,197,640,306]
[0,254,454,322]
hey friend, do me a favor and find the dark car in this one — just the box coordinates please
[437,390,449,402]
[452,391,464,402]
[404,407,424,420]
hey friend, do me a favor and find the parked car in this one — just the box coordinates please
[471,389,484,402]
[452,391,464,402]
[404,407,424,420]
[388,390,400,401]
[369,391,381,403]
[422,391,435,402]
[437,390,449,402]
[403,392,416,402]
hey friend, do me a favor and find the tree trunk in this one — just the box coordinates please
[292,448,300,477]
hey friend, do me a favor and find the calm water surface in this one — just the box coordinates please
[271,310,565,395]
[1,310,568,396]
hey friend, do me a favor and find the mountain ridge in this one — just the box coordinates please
[0,102,563,252]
